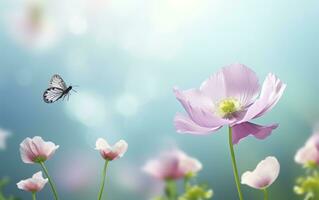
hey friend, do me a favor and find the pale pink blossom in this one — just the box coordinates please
[20,136,59,164]
[17,171,48,192]
[241,156,280,189]
[95,138,128,161]
[174,64,286,144]
[143,149,202,180]
[295,133,319,165]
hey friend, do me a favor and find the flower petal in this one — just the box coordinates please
[113,140,128,158]
[19,137,59,164]
[95,138,111,150]
[241,156,280,189]
[20,138,36,163]
[32,136,59,160]
[95,138,128,161]
[232,122,278,144]
[174,113,222,134]
[32,171,44,179]
[200,64,260,106]
[142,159,163,179]
[305,133,319,150]
[143,149,202,180]
[174,88,230,128]
[179,157,203,174]
[17,171,48,192]
[237,73,286,124]
[295,144,319,165]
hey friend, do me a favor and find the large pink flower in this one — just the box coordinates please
[17,171,48,192]
[95,138,128,161]
[143,149,202,180]
[241,156,280,189]
[295,133,319,165]
[174,64,286,144]
[20,136,59,164]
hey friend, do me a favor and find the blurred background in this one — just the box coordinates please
[0,0,319,199]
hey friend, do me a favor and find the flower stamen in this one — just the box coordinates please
[217,98,241,118]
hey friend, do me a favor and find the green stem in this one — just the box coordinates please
[32,192,36,200]
[98,160,109,200]
[0,192,5,200]
[165,179,177,200]
[263,189,268,200]
[184,175,191,192]
[183,177,189,192]
[228,126,244,200]
[39,162,59,200]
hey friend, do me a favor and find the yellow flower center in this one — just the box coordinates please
[217,98,240,118]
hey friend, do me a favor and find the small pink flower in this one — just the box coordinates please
[241,156,280,189]
[17,171,48,192]
[295,133,319,165]
[20,136,59,164]
[95,138,128,161]
[143,149,202,180]
[174,64,286,144]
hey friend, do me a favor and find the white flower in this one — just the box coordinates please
[241,156,280,189]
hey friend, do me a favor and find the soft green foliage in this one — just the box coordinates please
[178,185,213,200]
[152,174,213,200]
[152,197,167,200]
[294,166,319,200]
[165,179,178,200]
[0,178,20,200]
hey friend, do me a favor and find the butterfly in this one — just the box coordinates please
[43,74,76,103]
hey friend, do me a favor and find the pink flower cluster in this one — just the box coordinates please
[17,136,128,200]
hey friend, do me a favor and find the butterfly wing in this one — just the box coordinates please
[43,87,64,103]
[49,74,67,90]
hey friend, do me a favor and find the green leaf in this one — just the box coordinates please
[152,196,167,200]
[0,178,20,200]
[178,185,213,200]
[294,171,319,199]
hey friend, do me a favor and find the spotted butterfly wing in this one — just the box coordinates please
[49,74,67,90]
[43,74,69,103]
[43,87,64,103]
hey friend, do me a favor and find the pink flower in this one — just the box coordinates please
[295,133,319,165]
[174,64,286,144]
[95,138,128,161]
[17,171,48,192]
[143,149,202,180]
[20,136,59,164]
[241,156,280,189]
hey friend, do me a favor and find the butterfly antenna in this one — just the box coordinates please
[72,89,78,93]
[72,85,79,88]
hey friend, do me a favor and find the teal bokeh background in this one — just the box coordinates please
[0,0,319,199]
